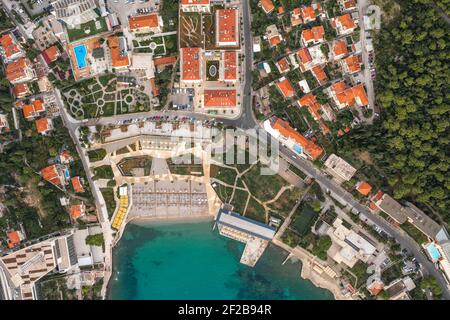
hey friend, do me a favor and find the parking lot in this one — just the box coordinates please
[107,0,160,31]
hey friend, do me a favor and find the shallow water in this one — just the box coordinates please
[108,220,333,300]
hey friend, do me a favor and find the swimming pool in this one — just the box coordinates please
[425,243,441,262]
[73,44,87,69]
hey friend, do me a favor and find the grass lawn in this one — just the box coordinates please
[98,74,116,86]
[291,203,318,236]
[87,148,107,162]
[213,183,234,203]
[268,187,303,217]
[230,189,250,215]
[244,197,266,223]
[92,165,114,180]
[67,18,108,42]
[210,165,237,186]
[100,188,116,219]
[242,162,289,200]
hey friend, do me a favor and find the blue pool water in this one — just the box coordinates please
[73,44,87,69]
[293,144,303,154]
[108,221,334,300]
[426,243,441,262]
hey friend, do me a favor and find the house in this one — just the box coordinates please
[216,9,239,47]
[40,164,64,186]
[356,181,372,196]
[203,89,237,108]
[331,14,357,35]
[324,154,357,182]
[266,24,283,48]
[221,51,237,81]
[108,36,130,69]
[14,83,31,98]
[311,64,327,85]
[327,218,377,268]
[341,55,362,74]
[333,40,349,60]
[276,77,295,99]
[69,203,86,220]
[7,230,25,249]
[35,117,53,135]
[59,150,73,164]
[0,33,23,63]
[41,45,60,64]
[297,94,322,120]
[264,117,323,160]
[301,25,325,46]
[339,0,357,11]
[71,176,85,193]
[180,47,202,84]
[253,36,261,52]
[52,0,98,27]
[128,13,163,34]
[291,8,303,27]
[22,99,46,120]
[180,0,210,13]
[275,57,290,74]
[296,45,326,72]
[301,6,317,23]
[328,81,369,109]
[260,0,275,14]
[6,58,35,84]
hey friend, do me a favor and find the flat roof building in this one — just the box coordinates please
[324,154,357,182]
[52,0,98,27]
[215,208,276,266]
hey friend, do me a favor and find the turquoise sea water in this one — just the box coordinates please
[108,220,333,300]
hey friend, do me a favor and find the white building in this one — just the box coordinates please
[180,0,211,13]
[324,154,357,182]
[52,0,98,27]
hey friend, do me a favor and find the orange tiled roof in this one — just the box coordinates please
[368,281,383,296]
[71,176,85,193]
[298,94,322,120]
[69,204,83,220]
[311,65,327,83]
[0,34,21,59]
[276,57,290,73]
[43,45,59,62]
[181,47,201,81]
[342,0,357,9]
[269,35,282,47]
[297,47,312,64]
[260,0,275,13]
[320,121,330,135]
[14,83,30,97]
[108,36,130,68]
[128,13,160,30]
[335,13,356,31]
[278,6,285,14]
[344,55,361,73]
[302,25,325,43]
[301,6,316,22]
[272,117,323,160]
[150,78,159,97]
[351,84,369,106]
[33,99,45,112]
[7,230,21,248]
[22,104,35,119]
[40,164,62,186]
[224,51,237,80]
[154,55,177,66]
[35,117,51,134]
[333,40,348,57]
[6,57,30,82]
[357,181,372,196]
[333,83,368,107]
[276,78,295,98]
[217,9,238,44]
[204,89,236,107]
